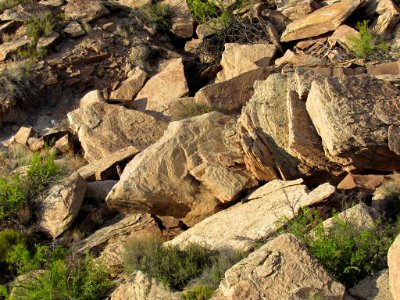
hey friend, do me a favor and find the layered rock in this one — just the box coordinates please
[165,179,335,252]
[212,234,346,299]
[388,234,400,300]
[306,75,400,171]
[68,103,167,162]
[106,112,256,226]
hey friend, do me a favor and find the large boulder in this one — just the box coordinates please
[216,43,277,83]
[68,103,167,162]
[280,0,363,42]
[306,75,400,172]
[388,234,400,300]
[212,234,346,299]
[64,0,109,22]
[165,179,335,252]
[37,173,87,238]
[134,58,189,110]
[162,0,193,38]
[106,112,257,226]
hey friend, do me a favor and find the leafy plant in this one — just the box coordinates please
[348,20,388,59]
[0,229,27,278]
[137,3,171,31]
[187,0,220,24]
[0,175,26,220]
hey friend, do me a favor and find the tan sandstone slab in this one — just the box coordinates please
[388,234,400,300]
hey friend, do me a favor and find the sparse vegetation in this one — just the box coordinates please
[181,285,213,300]
[137,3,172,31]
[26,11,56,41]
[0,0,34,13]
[348,20,388,59]
[187,0,220,24]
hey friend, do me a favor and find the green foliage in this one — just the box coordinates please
[0,0,34,13]
[187,0,219,24]
[181,285,213,300]
[0,230,26,274]
[0,175,26,220]
[26,11,56,41]
[137,3,171,31]
[348,20,388,59]
[0,64,34,107]
[6,243,49,275]
[281,208,400,287]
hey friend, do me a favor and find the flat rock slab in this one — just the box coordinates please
[165,179,335,252]
[64,0,109,22]
[212,234,346,299]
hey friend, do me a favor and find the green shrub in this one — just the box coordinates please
[348,20,388,59]
[26,11,56,41]
[281,208,400,287]
[187,0,219,24]
[181,285,213,300]
[0,230,26,274]
[0,175,26,220]
[137,3,171,31]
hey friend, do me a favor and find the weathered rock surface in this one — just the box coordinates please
[106,112,256,226]
[0,3,49,22]
[277,0,320,21]
[78,146,140,181]
[14,127,34,145]
[306,75,400,171]
[86,180,118,202]
[134,58,189,110]
[388,234,400,300]
[79,90,106,107]
[110,271,180,300]
[64,21,86,37]
[349,269,393,300]
[165,179,335,252]
[64,0,109,22]
[68,103,166,162]
[275,50,322,66]
[0,38,33,61]
[76,214,161,272]
[280,0,363,42]
[216,43,277,83]
[109,68,147,103]
[162,0,193,38]
[212,234,346,299]
[118,0,151,9]
[195,67,276,112]
[37,173,87,238]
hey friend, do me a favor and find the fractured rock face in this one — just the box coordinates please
[306,75,400,171]
[68,103,167,162]
[106,112,256,226]
[212,234,346,299]
[165,179,335,252]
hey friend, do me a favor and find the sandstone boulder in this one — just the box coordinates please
[212,234,346,299]
[277,0,320,21]
[165,179,335,252]
[37,173,87,238]
[64,0,109,22]
[14,127,35,145]
[110,68,147,103]
[106,112,256,226]
[162,0,193,38]
[79,90,105,107]
[349,270,393,300]
[388,234,400,300]
[275,50,322,66]
[216,43,277,83]
[68,103,166,162]
[306,75,400,171]
[280,0,363,42]
[134,58,189,110]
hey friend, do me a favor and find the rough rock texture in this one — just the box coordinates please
[0,3,49,22]
[280,0,363,42]
[78,146,140,181]
[238,73,341,184]
[37,173,87,238]
[212,234,346,299]
[64,0,109,22]
[328,24,360,51]
[277,0,320,21]
[275,50,322,66]
[0,38,33,61]
[118,0,151,9]
[306,75,400,171]
[162,0,193,38]
[146,97,193,118]
[79,90,106,107]
[64,21,86,37]
[165,179,335,251]
[109,68,147,103]
[195,67,276,112]
[349,270,393,300]
[216,43,277,83]
[110,271,180,300]
[134,58,189,110]
[86,180,118,202]
[76,214,161,272]
[388,234,400,300]
[106,112,256,226]
[14,127,34,145]
[68,103,166,162]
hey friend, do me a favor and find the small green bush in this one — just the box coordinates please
[348,20,388,59]
[26,11,56,41]
[0,230,26,275]
[137,3,171,31]
[187,0,219,24]
[0,175,26,220]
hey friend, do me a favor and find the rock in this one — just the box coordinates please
[106,112,256,226]
[165,179,335,251]
[40,0,65,6]
[371,0,400,40]
[328,24,360,51]
[0,38,33,61]
[53,134,79,154]
[389,234,400,300]
[76,214,161,272]
[216,43,277,83]
[78,146,140,181]
[196,19,225,39]
[68,103,166,162]
[64,21,86,37]
[195,67,276,112]
[27,137,45,152]
[36,32,59,49]
[109,68,147,103]
[0,3,50,22]
[79,90,105,107]
[277,0,320,21]
[338,173,386,191]
[349,270,393,300]
[14,127,35,145]
[118,0,151,9]
[86,180,118,202]
[134,58,189,110]
[368,61,400,76]
[275,50,322,67]
[110,271,180,300]
[280,0,363,42]
[37,173,87,238]
[64,0,109,22]
[306,75,400,172]
[162,0,193,38]
[9,271,45,299]
[212,234,346,299]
